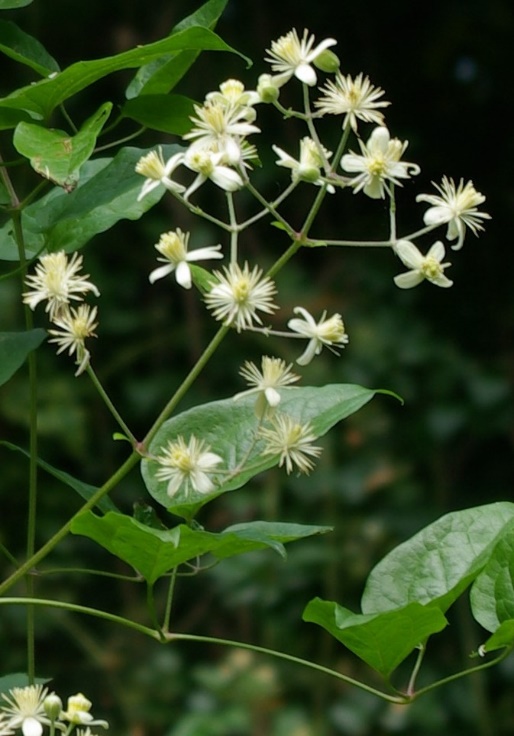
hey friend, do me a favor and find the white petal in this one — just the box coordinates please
[394,271,424,289]
[426,240,446,262]
[295,338,319,365]
[429,273,453,288]
[395,240,424,269]
[264,386,281,407]
[210,166,243,191]
[21,717,43,736]
[175,261,192,289]
[423,205,452,226]
[186,245,223,262]
[295,63,317,86]
[369,126,390,153]
[192,471,215,494]
[149,263,174,284]
[363,178,385,199]
[340,153,365,173]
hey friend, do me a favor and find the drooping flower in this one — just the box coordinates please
[288,306,348,365]
[265,28,337,86]
[135,148,185,200]
[341,126,420,199]
[272,137,335,191]
[60,693,108,730]
[259,413,322,474]
[315,72,390,132]
[47,303,98,375]
[393,239,453,289]
[416,176,491,250]
[23,251,100,320]
[205,262,278,332]
[234,356,300,417]
[149,229,223,289]
[1,684,51,736]
[154,435,223,498]
[183,147,244,199]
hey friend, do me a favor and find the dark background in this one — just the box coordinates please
[1,1,513,734]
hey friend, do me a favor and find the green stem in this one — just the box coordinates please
[146,583,165,640]
[166,631,407,704]
[0,597,160,640]
[226,191,238,262]
[309,239,392,247]
[162,566,178,633]
[94,125,146,153]
[86,363,136,443]
[0,451,140,596]
[406,643,426,696]
[389,184,397,241]
[331,125,352,171]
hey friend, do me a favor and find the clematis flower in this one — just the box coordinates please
[272,137,334,191]
[155,435,223,498]
[1,685,52,736]
[205,79,260,112]
[135,148,185,200]
[184,101,260,165]
[393,239,453,289]
[341,126,420,199]
[48,303,98,376]
[315,72,390,132]
[234,356,300,417]
[259,413,322,474]
[416,176,491,250]
[149,229,223,289]
[265,28,337,87]
[60,693,108,730]
[288,306,348,365]
[183,147,244,199]
[23,251,99,320]
[205,262,278,332]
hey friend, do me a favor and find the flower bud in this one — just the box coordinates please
[297,164,321,183]
[43,693,63,721]
[313,49,340,73]
[257,74,280,103]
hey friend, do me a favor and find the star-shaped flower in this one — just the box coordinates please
[265,28,337,87]
[1,685,51,736]
[272,137,334,191]
[183,147,244,199]
[135,148,185,200]
[288,306,349,365]
[393,239,453,289]
[416,176,491,250]
[149,229,223,289]
[341,126,420,199]
[154,435,223,498]
[48,303,98,375]
[259,413,322,474]
[315,72,390,132]
[234,356,300,417]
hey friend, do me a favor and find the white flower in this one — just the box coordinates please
[149,229,223,289]
[1,685,51,736]
[184,101,259,165]
[393,239,453,289]
[341,126,420,199]
[48,303,98,375]
[183,147,244,199]
[315,72,390,132]
[265,28,337,86]
[135,147,185,200]
[272,137,334,191]
[259,413,322,474]
[288,306,349,365]
[23,251,100,320]
[234,356,300,417]
[205,79,260,111]
[155,435,223,498]
[416,176,491,250]
[60,693,108,729]
[205,262,278,332]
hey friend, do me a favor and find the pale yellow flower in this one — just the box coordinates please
[265,29,337,86]
[234,356,300,417]
[393,240,453,289]
[1,685,51,736]
[259,414,322,474]
[48,303,98,375]
[60,693,108,729]
[288,307,348,365]
[315,72,390,132]
[155,435,223,498]
[149,229,223,289]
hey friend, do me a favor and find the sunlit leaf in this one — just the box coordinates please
[142,385,386,518]
[0,329,45,385]
[303,597,447,678]
[13,103,112,188]
[361,502,514,615]
[479,620,514,654]
[71,511,331,584]
[470,524,514,632]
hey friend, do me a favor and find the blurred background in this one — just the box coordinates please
[1,1,513,734]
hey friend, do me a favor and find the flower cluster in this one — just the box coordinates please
[23,251,99,375]
[0,685,108,736]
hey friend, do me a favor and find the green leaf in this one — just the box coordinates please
[121,94,196,135]
[13,103,112,188]
[0,441,117,513]
[470,525,514,632]
[0,0,32,8]
[0,673,48,696]
[479,620,514,654]
[0,20,59,75]
[0,144,181,261]
[141,384,383,518]
[303,597,447,678]
[361,503,514,615]
[126,0,232,99]
[71,511,331,584]
[0,27,246,123]
[0,329,45,385]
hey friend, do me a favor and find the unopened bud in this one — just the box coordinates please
[44,693,63,721]
[257,74,280,103]
[313,49,340,73]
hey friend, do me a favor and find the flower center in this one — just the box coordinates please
[135,151,165,180]
[233,276,251,304]
[420,257,442,280]
[368,154,386,176]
